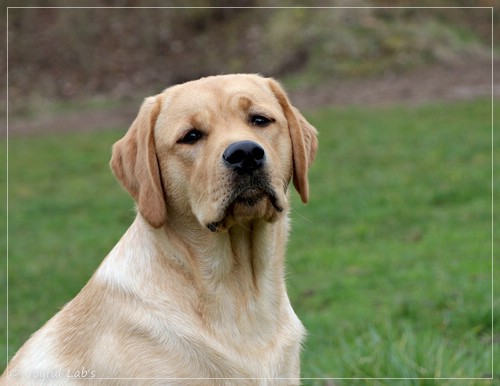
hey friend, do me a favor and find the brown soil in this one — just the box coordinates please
[6,58,498,137]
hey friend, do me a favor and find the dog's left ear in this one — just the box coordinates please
[110,96,166,228]
[268,78,318,203]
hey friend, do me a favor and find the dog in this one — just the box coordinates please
[2,74,318,385]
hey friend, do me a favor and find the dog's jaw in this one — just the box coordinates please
[205,185,287,233]
[187,164,289,233]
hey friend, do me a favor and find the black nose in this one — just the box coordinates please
[223,140,265,174]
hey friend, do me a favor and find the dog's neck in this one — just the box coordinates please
[155,211,292,327]
[94,212,295,343]
[160,212,289,292]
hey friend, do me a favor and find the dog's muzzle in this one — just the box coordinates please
[206,141,284,232]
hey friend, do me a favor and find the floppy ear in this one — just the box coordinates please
[110,96,166,228]
[268,78,318,203]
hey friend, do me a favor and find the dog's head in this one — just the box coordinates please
[110,74,317,231]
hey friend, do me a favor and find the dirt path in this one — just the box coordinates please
[292,58,498,109]
[6,58,498,137]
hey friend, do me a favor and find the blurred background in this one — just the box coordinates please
[2,1,499,384]
[2,0,497,134]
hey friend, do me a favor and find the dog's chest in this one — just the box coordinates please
[185,308,304,380]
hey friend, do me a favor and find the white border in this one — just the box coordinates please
[4,5,495,382]
[491,4,495,377]
[5,3,9,381]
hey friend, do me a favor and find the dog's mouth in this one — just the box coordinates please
[207,182,283,232]
[233,187,270,206]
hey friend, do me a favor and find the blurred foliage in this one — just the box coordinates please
[4,2,495,111]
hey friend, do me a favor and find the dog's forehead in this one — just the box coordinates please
[161,75,279,114]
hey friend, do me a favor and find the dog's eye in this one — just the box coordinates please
[177,129,204,145]
[250,115,274,127]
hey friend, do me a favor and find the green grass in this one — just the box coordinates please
[288,100,497,385]
[1,99,497,384]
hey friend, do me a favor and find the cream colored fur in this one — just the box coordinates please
[2,74,318,385]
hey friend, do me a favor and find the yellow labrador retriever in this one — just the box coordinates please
[2,74,318,385]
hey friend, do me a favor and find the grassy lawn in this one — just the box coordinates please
[1,99,497,384]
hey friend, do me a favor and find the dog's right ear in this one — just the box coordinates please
[110,96,166,228]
